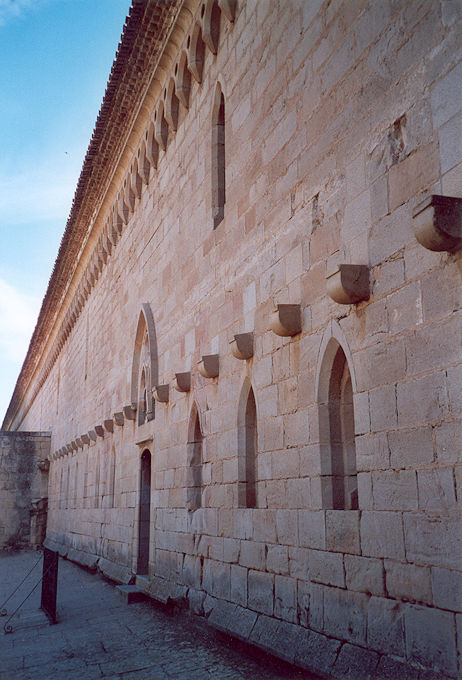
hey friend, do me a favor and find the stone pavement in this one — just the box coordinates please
[0,551,320,680]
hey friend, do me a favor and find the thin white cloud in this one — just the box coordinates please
[0,277,40,363]
[0,0,35,26]
[0,154,82,225]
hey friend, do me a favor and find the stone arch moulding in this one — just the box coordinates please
[130,303,159,421]
[237,377,258,508]
[315,320,357,403]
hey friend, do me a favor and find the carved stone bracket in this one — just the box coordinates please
[104,418,114,433]
[37,459,50,472]
[413,194,462,252]
[88,430,97,442]
[123,404,136,421]
[326,264,370,304]
[198,354,219,378]
[95,425,105,438]
[153,385,169,402]
[174,372,191,392]
[230,332,254,360]
[71,440,78,451]
[81,433,90,446]
[76,437,83,449]
[270,304,302,337]
[113,411,125,427]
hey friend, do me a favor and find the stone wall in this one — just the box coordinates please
[6,1,462,678]
[0,432,50,549]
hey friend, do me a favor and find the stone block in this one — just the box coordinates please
[356,432,390,471]
[447,364,462,413]
[439,111,462,173]
[404,513,461,570]
[397,372,448,428]
[371,470,418,511]
[288,547,309,580]
[310,549,344,588]
[389,426,434,468]
[98,557,133,585]
[435,420,462,464]
[266,544,288,575]
[360,511,405,560]
[375,656,420,680]
[248,613,280,651]
[325,510,360,555]
[369,384,397,432]
[239,540,265,570]
[404,604,458,677]
[230,564,247,606]
[298,510,325,549]
[274,575,296,622]
[385,559,432,605]
[209,601,258,642]
[417,468,457,512]
[247,570,274,615]
[406,318,462,376]
[344,555,384,597]
[367,596,405,657]
[294,628,341,678]
[432,566,462,612]
[202,559,230,600]
[275,509,298,545]
[323,587,368,646]
[332,643,379,680]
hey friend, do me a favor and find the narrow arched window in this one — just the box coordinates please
[187,408,203,511]
[328,346,358,510]
[212,85,225,228]
[245,388,257,508]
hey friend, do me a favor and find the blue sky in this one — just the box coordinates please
[0,0,130,423]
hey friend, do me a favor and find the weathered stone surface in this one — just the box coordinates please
[385,559,432,605]
[404,604,458,677]
[332,643,379,680]
[344,555,384,597]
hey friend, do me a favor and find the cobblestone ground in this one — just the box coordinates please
[0,551,320,680]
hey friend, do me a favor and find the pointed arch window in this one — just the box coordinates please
[212,84,226,228]
[187,407,203,511]
[318,338,358,510]
[238,381,258,508]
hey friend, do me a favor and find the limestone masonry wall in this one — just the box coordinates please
[4,1,462,678]
[0,432,50,549]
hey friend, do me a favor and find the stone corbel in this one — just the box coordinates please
[81,433,90,446]
[198,354,219,379]
[326,265,370,304]
[113,411,124,427]
[104,418,114,433]
[174,372,191,392]
[76,437,83,449]
[95,425,105,438]
[230,332,254,360]
[37,459,50,472]
[71,440,78,451]
[88,430,97,442]
[270,304,302,337]
[153,385,170,402]
[412,194,462,252]
[123,404,136,421]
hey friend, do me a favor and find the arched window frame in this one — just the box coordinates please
[186,403,204,511]
[212,82,226,228]
[237,378,258,508]
[130,303,159,426]
[315,321,358,510]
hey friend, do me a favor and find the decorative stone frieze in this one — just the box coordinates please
[326,265,370,305]
[198,354,219,378]
[270,304,302,337]
[412,194,462,252]
[230,332,254,360]
[153,385,170,402]
[174,372,191,392]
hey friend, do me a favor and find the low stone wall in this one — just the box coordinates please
[0,431,50,549]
